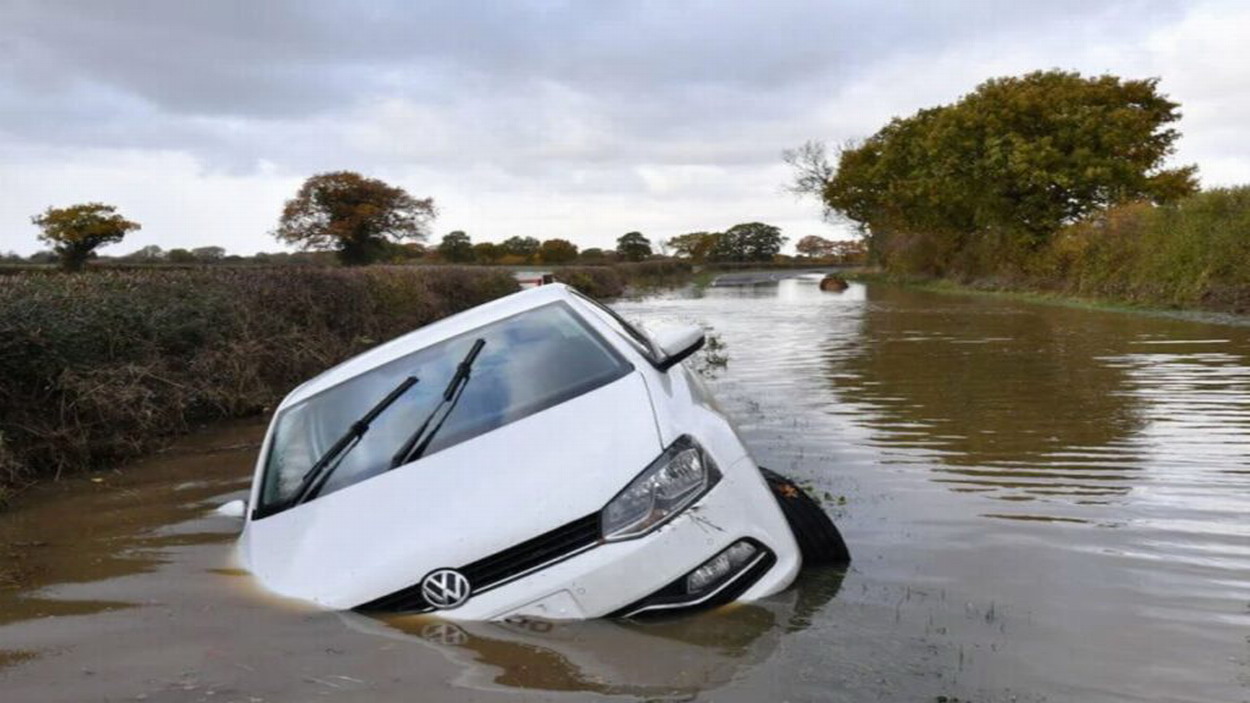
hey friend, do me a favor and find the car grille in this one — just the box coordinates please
[356,512,602,613]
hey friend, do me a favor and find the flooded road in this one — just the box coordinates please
[3,280,1249,701]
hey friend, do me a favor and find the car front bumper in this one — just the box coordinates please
[419,457,802,621]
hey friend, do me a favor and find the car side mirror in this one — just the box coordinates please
[216,499,248,519]
[652,325,706,372]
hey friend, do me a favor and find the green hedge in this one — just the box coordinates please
[869,187,1250,313]
[552,260,693,298]
[1039,187,1250,310]
[0,266,518,496]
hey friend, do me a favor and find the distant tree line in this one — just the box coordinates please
[19,170,831,272]
[665,223,789,263]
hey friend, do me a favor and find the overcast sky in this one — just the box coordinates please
[2,0,1247,256]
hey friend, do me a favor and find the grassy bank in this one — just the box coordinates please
[844,268,1174,316]
[0,267,519,501]
[869,187,1250,314]
[0,261,694,502]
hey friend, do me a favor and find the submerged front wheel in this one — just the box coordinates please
[760,467,850,566]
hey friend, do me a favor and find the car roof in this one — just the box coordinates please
[278,282,586,409]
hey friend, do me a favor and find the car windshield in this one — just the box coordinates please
[258,301,632,516]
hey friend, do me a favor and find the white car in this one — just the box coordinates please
[236,283,847,620]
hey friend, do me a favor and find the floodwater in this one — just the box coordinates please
[2,280,1249,702]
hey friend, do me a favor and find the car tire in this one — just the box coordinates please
[760,467,850,566]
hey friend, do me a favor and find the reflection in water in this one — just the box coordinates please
[0,426,255,626]
[352,569,845,699]
[0,421,258,675]
[0,648,38,672]
[617,279,1250,702]
[829,285,1149,508]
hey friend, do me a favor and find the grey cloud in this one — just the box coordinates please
[0,0,1216,255]
[4,1,1184,119]
[0,0,1188,181]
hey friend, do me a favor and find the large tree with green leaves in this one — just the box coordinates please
[500,236,541,262]
[793,71,1198,272]
[275,171,436,266]
[616,231,652,261]
[31,202,141,271]
[710,223,786,262]
[437,230,475,263]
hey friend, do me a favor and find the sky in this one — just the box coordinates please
[2,0,1248,256]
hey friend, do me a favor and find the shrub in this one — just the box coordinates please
[0,266,518,492]
[1038,188,1250,310]
[552,266,626,298]
[551,260,692,298]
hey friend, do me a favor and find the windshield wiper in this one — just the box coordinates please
[288,375,419,508]
[391,338,486,469]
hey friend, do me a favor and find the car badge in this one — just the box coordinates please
[421,568,472,609]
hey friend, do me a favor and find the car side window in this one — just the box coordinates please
[571,291,659,363]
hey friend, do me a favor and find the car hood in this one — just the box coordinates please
[240,372,662,609]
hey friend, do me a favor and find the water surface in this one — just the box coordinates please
[2,280,1248,702]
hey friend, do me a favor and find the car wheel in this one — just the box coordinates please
[760,467,850,566]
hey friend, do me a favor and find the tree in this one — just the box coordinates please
[616,231,652,261]
[812,70,1198,272]
[274,171,436,266]
[579,247,610,263]
[783,140,841,222]
[500,236,541,262]
[437,230,475,263]
[167,248,197,264]
[31,202,141,272]
[398,242,428,260]
[668,232,718,262]
[796,235,837,258]
[192,246,226,261]
[472,241,502,264]
[126,245,164,262]
[830,239,868,264]
[711,223,787,262]
[539,238,579,264]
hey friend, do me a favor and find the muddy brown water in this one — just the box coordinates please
[2,281,1249,702]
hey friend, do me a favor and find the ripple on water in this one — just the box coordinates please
[1,282,1248,702]
[618,279,1250,701]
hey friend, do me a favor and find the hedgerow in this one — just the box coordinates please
[0,266,518,494]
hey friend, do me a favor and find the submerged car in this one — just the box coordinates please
[236,283,847,620]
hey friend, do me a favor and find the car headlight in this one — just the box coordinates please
[601,435,721,541]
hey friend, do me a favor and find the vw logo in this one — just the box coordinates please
[421,568,472,610]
